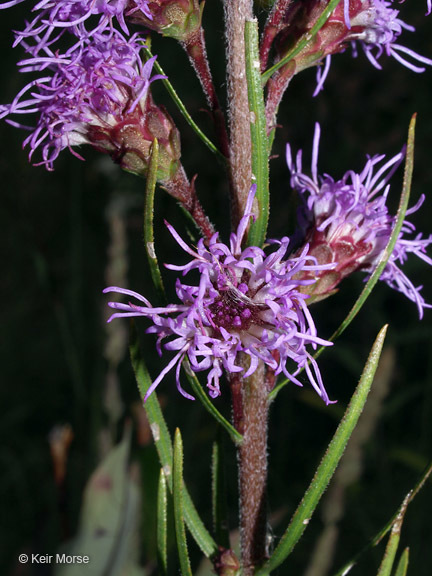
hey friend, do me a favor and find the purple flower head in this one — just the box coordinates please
[286,123,432,317]
[0,29,164,170]
[314,0,432,95]
[104,187,335,404]
[349,0,432,72]
[0,1,153,54]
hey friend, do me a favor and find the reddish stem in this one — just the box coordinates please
[260,0,294,72]
[162,167,215,242]
[265,61,296,134]
[231,358,270,576]
[183,27,219,111]
[183,28,231,160]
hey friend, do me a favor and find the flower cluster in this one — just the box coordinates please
[287,123,432,317]
[316,0,432,93]
[0,30,165,170]
[265,1,432,128]
[0,0,152,51]
[349,1,432,71]
[104,188,335,404]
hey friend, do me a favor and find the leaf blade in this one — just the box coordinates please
[143,46,225,162]
[332,462,432,576]
[245,19,270,248]
[173,429,193,576]
[257,324,389,575]
[130,327,218,559]
[157,469,168,576]
[144,139,165,303]
[394,548,409,576]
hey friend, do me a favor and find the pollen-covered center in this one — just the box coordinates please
[208,282,260,332]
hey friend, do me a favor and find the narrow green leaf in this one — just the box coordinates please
[270,114,416,402]
[332,461,432,576]
[182,360,243,444]
[376,504,405,576]
[394,548,409,576]
[157,469,168,576]
[130,327,218,559]
[212,434,230,549]
[130,326,173,484]
[182,490,218,560]
[144,140,165,303]
[142,46,225,162]
[173,429,193,576]
[257,325,389,575]
[245,19,270,248]
[262,0,343,84]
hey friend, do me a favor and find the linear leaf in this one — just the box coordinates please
[182,360,242,444]
[157,469,168,576]
[394,548,409,576]
[245,19,270,248]
[143,46,225,161]
[144,139,165,303]
[130,326,218,559]
[257,325,389,575]
[376,498,406,576]
[173,429,193,576]
[332,462,432,576]
[130,326,173,482]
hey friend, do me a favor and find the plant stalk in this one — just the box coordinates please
[162,167,215,241]
[231,357,269,575]
[183,28,230,161]
[223,0,254,227]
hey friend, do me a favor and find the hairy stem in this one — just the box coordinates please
[161,167,215,241]
[265,61,296,137]
[183,28,230,160]
[223,0,254,227]
[231,358,269,575]
[183,28,220,112]
[260,0,294,71]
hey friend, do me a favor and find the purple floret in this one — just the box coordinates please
[350,0,432,73]
[0,0,153,53]
[315,1,432,95]
[104,187,335,404]
[287,123,432,317]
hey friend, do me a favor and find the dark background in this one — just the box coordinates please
[1,2,432,575]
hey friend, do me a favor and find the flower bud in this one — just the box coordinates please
[129,0,204,43]
[213,548,241,576]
